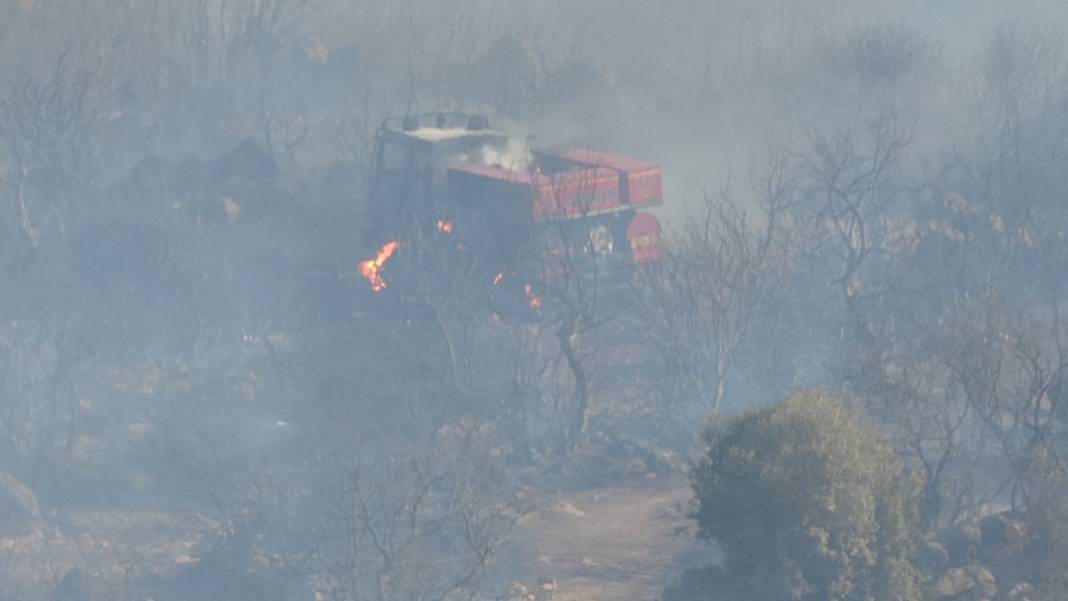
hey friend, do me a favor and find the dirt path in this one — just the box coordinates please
[497,473,707,601]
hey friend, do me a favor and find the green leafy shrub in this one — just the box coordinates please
[687,390,921,601]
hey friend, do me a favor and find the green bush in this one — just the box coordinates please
[688,390,921,601]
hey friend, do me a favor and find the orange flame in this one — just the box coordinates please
[492,272,504,286]
[360,241,400,292]
[524,284,542,311]
[436,220,454,234]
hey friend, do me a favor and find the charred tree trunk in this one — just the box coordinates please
[558,315,588,450]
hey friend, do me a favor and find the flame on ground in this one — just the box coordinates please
[360,241,400,292]
[436,220,454,234]
[524,284,542,311]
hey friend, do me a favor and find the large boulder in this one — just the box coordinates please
[973,566,998,598]
[1006,582,1035,601]
[917,540,950,572]
[0,471,42,538]
[211,138,278,182]
[980,511,1027,549]
[934,568,976,598]
[932,565,998,600]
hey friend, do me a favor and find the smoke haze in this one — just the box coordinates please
[5,1,1068,600]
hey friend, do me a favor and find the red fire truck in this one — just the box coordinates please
[362,113,664,310]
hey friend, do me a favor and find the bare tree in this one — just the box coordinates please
[0,47,98,246]
[634,151,787,414]
[524,165,635,449]
[313,415,526,601]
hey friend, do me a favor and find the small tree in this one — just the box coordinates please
[688,390,920,601]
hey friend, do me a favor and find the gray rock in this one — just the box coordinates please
[972,566,997,598]
[918,540,950,571]
[935,568,976,598]
[0,471,42,538]
[1006,582,1034,601]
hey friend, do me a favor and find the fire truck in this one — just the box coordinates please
[361,113,664,311]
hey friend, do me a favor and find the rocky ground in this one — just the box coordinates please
[0,414,710,601]
[0,503,218,599]
[485,422,720,601]
[922,510,1040,601]
[499,478,695,601]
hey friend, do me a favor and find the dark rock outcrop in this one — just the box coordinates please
[980,511,1027,549]
[211,138,278,182]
